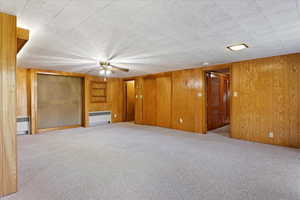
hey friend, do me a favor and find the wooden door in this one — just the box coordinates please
[143,78,157,125]
[206,72,230,130]
[156,76,172,128]
[125,81,135,121]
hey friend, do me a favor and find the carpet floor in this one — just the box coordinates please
[3,123,300,200]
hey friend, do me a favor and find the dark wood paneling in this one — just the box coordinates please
[206,72,230,130]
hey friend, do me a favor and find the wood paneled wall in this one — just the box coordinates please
[134,78,144,124]
[134,70,205,133]
[87,76,124,122]
[156,76,172,128]
[16,68,29,117]
[107,78,124,123]
[16,68,124,129]
[133,53,300,148]
[231,54,300,148]
[0,13,17,197]
[16,53,300,148]
[143,77,157,125]
[171,69,205,132]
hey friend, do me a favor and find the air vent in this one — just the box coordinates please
[17,116,30,135]
[89,111,112,126]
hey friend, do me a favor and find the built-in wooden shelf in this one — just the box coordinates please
[90,81,107,103]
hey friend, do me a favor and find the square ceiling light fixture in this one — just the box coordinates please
[227,43,249,51]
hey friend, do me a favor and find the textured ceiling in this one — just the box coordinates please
[1,0,300,77]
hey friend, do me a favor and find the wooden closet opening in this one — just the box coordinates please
[205,68,231,137]
[124,80,135,122]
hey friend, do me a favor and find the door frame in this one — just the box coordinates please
[201,64,233,137]
[123,79,136,122]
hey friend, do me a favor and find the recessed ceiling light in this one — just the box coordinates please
[227,43,249,51]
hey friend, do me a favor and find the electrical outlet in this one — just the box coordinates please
[135,95,138,99]
[233,92,238,97]
[114,114,117,118]
[268,132,274,138]
[197,92,202,97]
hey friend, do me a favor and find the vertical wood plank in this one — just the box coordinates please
[156,76,172,128]
[143,78,157,125]
[0,12,17,196]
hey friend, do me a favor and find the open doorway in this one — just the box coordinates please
[205,68,230,137]
[124,80,135,122]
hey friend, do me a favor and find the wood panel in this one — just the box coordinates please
[134,78,144,124]
[0,12,17,197]
[143,78,157,125]
[108,78,124,123]
[16,68,29,117]
[156,76,172,128]
[16,27,29,53]
[172,69,205,133]
[125,81,135,121]
[231,54,300,148]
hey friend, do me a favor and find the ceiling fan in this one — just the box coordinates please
[87,61,129,76]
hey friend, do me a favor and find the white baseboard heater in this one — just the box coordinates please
[17,116,30,135]
[89,111,112,127]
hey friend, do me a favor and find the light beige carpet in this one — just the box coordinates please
[4,123,300,200]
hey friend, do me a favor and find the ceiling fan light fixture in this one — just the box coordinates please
[99,70,106,75]
[105,70,112,75]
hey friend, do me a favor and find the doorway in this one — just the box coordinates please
[124,80,135,122]
[205,68,230,136]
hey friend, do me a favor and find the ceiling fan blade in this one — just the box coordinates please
[110,64,129,72]
[107,53,119,61]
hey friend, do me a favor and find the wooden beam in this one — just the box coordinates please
[0,12,17,197]
[17,27,29,53]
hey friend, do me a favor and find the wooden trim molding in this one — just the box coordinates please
[17,27,29,53]
[36,125,82,134]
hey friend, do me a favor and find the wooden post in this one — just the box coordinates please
[0,12,17,197]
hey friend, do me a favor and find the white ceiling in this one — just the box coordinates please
[1,0,300,77]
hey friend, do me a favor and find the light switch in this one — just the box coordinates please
[268,132,274,138]
[135,95,138,99]
[197,92,203,97]
[114,114,117,118]
[179,118,183,124]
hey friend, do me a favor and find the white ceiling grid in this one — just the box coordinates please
[0,0,300,77]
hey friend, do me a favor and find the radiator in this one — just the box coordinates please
[17,116,30,135]
[89,111,111,126]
